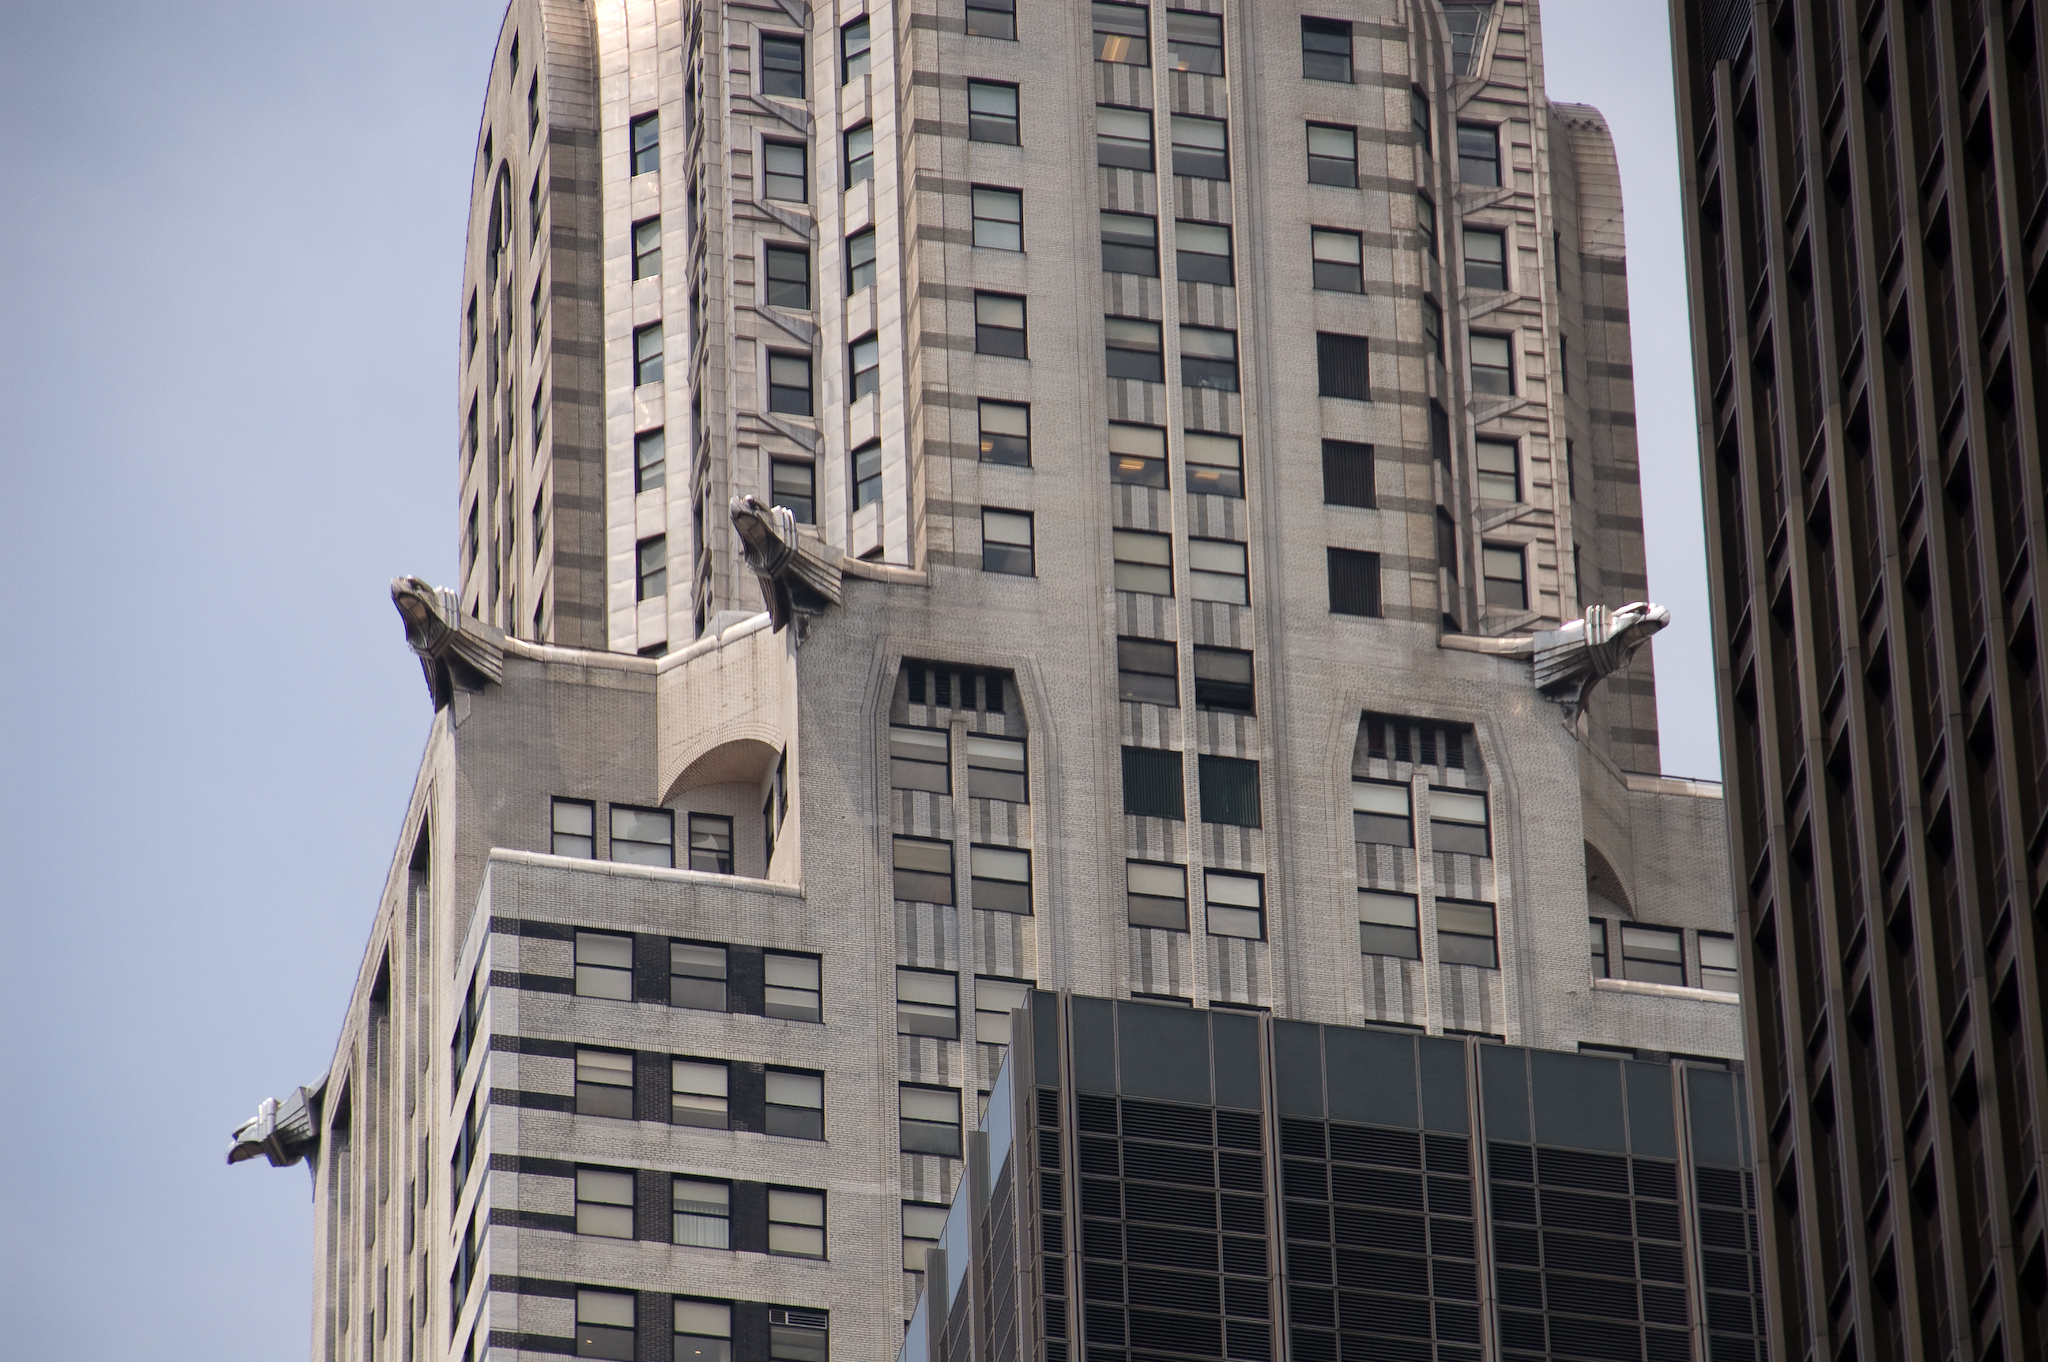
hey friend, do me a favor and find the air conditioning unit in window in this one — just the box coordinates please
[769,1308,829,1331]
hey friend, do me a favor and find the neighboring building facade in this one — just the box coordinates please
[238,3,1744,1360]
[1670,2,2048,1361]
[904,991,1763,1362]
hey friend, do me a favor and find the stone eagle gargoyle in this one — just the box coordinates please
[226,1082,322,1168]
[1446,601,1670,723]
[391,575,505,709]
[730,493,844,631]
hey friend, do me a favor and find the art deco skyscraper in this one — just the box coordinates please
[1671,2,2048,1360]
[234,3,1744,1360]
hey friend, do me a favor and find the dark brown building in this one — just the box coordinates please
[1670,2,2048,1359]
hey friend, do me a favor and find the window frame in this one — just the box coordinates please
[633,323,664,386]
[965,733,1028,802]
[1112,527,1174,596]
[1300,16,1353,82]
[965,0,1016,40]
[763,951,822,1022]
[633,216,661,279]
[1457,122,1500,186]
[841,17,871,83]
[1620,923,1686,986]
[759,31,805,99]
[671,1057,731,1128]
[669,941,729,1011]
[1476,438,1520,502]
[630,112,660,175]
[1327,546,1382,617]
[579,1289,638,1360]
[1100,210,1161,277]
[1204,869,1265,939]
[899,1083,964,1157]
[673,1179,733,1249]
[844,122,875,186]
[763,242,810,310]
[1197,754,1261,829]
[1358,890,1421,960]
[552,797,596,857]
[635,428,667,493]
[849,333,881,400]
[1105,317,1165,383]
[1192,644,1254,713]
[852,439,883,509]
[1311,226,1365,293]
[968,80,1021,144]
[762,138,808,202]
[1436,899,1499,969]
[1469,331,1514,395]
[575,1167,637,1239]
[888,725,951,794]
[765,1066,826,1140]
[1482,542,1528,610]
[686,812,735,873]
[767,1187,827,1259]
[1316,330,1371,401]
[1321,439,1375,509]
[575,1048,635,1119]
[1126,859,1190,930]
[1184,430,1242,498]
[1096,105,1155,170]
[1351,780,1413,847]
[1166,9,1223,74]
[1307,121,1359,187]
[977,399,1031,466]
[637,535,668,600]
[766,350,814,416]
[1187,536,1249,605]
[1175,219,1234,285]
[769,458,816,525]
[896,966,960,1039]
[1117,636,1179,706]
[1108,421,1168,487]
[1698,931,1740,994]
[609,804,674,867]
[974,976,1033,1045]
[892,834,956,904]
[969,843,1033,913]
[846,227,877,294]
[1093,0,1150,65]
[973,291,1028,357]
[1171,113,1230,180]
[903,1202,950,1272]
[980,508,1035,576]
[1121,744,1186,820]
[1179,324,1239,391]
[1463,226,1508,291]
[971,185,1024,251]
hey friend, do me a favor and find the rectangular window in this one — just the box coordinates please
[968,81,1020,144]
[966,0,1016,41]
[1096,105,1154,169]
[1412,87,1432,153]
[1093,1,1150,63]
[841,17,871,83]
[852,440,883,508]
[1301,17,1352,81]
[974,292,1027,357]
[844,124,874,186]
[897,967,959,1038]
[1699,932,1740,994]
[768,1188,826,1259]
[1321,440,1374,508]
[760,33,804,98]
[975,976,1032,1045]
[1417,194,1438,258]
[1359,891,1421,960]
[1117,636,1179,705]
[981,508,1035,575]
[528,74,541,138]
[1464,227,1506,290]
[1171,114,1228,179]
[903,1203,949,1272]
[889,726,951,793]
[633,217,661,279]
[1185,431,1242,497]
[610,805,673,866]
[1482,543,1527,609]
[900,1084,963,1156]
[893,835,956,903]
[1122,745,1185,819]
[577,931,634,1000]
[1167,10,1223,73]
[1126,861,1189,930]
[846,228,876,293]
[766,1069,825,1139]
[1352,781,1412,846]
[1621,924,1685,986]
[1458,123,1500,186]
[467,293,478,357]
[676,1301,733,1361]
[765,952,822,1021]
[967,735,1027,801]
[530,276,545,346]
[971,186,1023,250]
[670,942,728,1010]
[579,1290,638,1360]
[763,140,807,201]
[1422,297,1444,362]
[1312,227,1364,292]
[971,844,1032,913]
[634,323,664,386]
[674,1180,731,1248]
[1101,211,1160,276]
[630,112,660,174]
[685,813,734,873]
[1470,332,1513,394]
[1589,919,1610,978]
[1476,439,1519,501]
[1205,870,1264,938]
[763,243,809,309]
[635,429,667,492]
[1180,325,1238,391]
[1113,528,1173,595]
[1108,421,1167,487]
[978,399,1030,465]
[770,459,815,524]
[1429,788,1490,856]
[637,535,668,600]
[1193,645,1254,712]
[768,1312,828,1362]
[1175,220,1233,284]
[576,1049,635,1119]
[767,352,813,415]
[850,334,881,400]
[672,1059,730,1128]
[1105,318,1165,382]
[1198,754,1261,828]
[576,1168,636,1238]
[1317,331,1370,400]
[1307,122,1358,187]
[552,798,596,857]
[1188,537,1248,604]
[1437,900,1498,968]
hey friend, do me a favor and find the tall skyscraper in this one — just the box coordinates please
[231,3,1743,1360]
[1671,2,2048,1360]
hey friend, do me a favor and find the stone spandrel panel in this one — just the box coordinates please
[1362,953,1426,1028]
[1210,936,1268,1007]
[895,901,959,972]
[1127,925,1193,1000]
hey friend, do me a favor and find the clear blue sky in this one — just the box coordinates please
[0,4,1713,1358]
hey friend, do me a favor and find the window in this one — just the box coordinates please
[1167,10,1223,73]
[675,1304,733,1362]
[846,228,876,293]
[978,400,1030,465]
[903,1203,949,1272]
[969,81,1020,144]
[1699,932,1740,994]
[975,976,1032,1044]
[1105,318,1165,382]
[1457,123,1499,186]
[685,813,734,873]
[853,440,883,508]
[1094,1,1149,63]
[850,334,881,400]
[1444,3,1493,74]
[1185,431,1242,497]
[1352,781,1412,846]
[893,836,955,903]
[1117,636,1179,705]
[1198,754,1261,827]
[1301,17,1352,81]
[1621,924,1685,986]
[966,0,1015,40]
[1317,331,1370,400]
[1307,122,1358,187]
[467,293,478,357]
[769,1312,828,1362]
[632,217,661,279]
[1193,645,1253,712]
[576,1049,635,1118]
[1464,227,1506,290]
[1096,106,1154,169]
[766,1069,825,1139]
[770,460,815,524]
[528,74,541,138]
[637,535,668,600]
[1559,333,1569,395]
[900,1084,963,1156]
[1482,544,1527,609]
[1476,439,1519,501]
[1122,746,1185,819]
[1590,920,1610,977]
[1107,422,1167,487]
[671,1059,730,1128]
[1189,538,1248,604]
[889,726,950,792]
[972,186,1023,250]
[844,124,874,186]
[1171,114,1228,179]
[974,292,1027,357]
[1422,296,1444,362]
[1470,332,1513,394]
[763,140,807,201]
[967,734,1028,800]
[531,276,546,345]
[763,244,809,309]
[981,508,1035,575]
[635,429,667,492]
[897,967,959,1037]
[766,1188,827,1259]
[971,845,1032,913]
[765,952,822,1021]
[576,931,634,1000]
[1113,529,1173,595]
[1359,891,1421,960]
[631,112,660,174]
[841,17,871,83]
[634,323,664,385]
[1204,870,1264,938]
[578,1289,637,1360]
[611,806,673,866]
[760,33,804,98]
[1321,439,1374,508]
[1437,900,1498,968]
[1312,228,1364,293]
[767,352,813,415]
[1180,325,1238,391]
[1101,211,1159,276]
[1411,88,1432,153]
[576,1168,636,1238]
[1175,220,1233,284]
[1430,788,1490,855]
[671,942,728,1010]
[552,798,596,856]
[1126,861,1189,930]
[674,1181,731,1248]
[1416,194,1438,258]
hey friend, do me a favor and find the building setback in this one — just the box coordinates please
[232,3,1743,1361]
[1669,2,2048,1360]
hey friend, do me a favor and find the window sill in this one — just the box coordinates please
[1591,976,1739,1004]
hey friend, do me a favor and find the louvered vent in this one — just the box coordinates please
[1121,1140,1214,1187]
[1077,1092,1117,1133]
[1280,1118,1328,1158]
[1486,1142,1535,1182]
[1216,1110,1263,1150]
[1329,1123,1421,1169]
[1423,1133,1469,1172]
[1122,1099,1212,1145]
[1630,1158,1678,1200]
[1124,1222,1219,1270]
[1537,1147,1629,1193]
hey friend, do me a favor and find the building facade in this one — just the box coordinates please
[235,3,1743,1360]
[1669,2,2048,1360]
